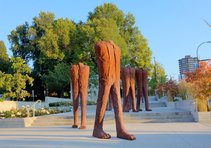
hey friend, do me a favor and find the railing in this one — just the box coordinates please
[26,100,42,117]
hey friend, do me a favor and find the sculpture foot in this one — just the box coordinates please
[72,125,78,128]
[79,125,86,129]
[146,109,152,111]
[117,130,136,140]
[93,129,111,139]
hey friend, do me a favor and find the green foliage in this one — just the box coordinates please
[0,106,67,118]
[149,62,167,94]
[88,18,128,64]
[49,101,72,107]
[0,41,9,72]
[42,62,70,97]
[38,29,64,60]
[0,57,33,101]
[87,3,152,68]
[8,3,152,97]
[87,100,97,105]
[88,3,125,26]
[8,22,34,62]
[49,100,96,107]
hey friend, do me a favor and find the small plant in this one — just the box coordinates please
[49,100,96,107]
[87,100,96,105]
[49,101,72,107]
[0,106,67,119]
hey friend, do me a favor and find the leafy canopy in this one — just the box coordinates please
[0,57,33,101]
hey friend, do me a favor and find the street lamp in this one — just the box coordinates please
[196,41,211,68]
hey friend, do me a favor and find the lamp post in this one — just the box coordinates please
[196,41,211,68]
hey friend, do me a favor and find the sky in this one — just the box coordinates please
[1,0,211,79]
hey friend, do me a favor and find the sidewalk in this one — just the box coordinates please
[0,122,211,148]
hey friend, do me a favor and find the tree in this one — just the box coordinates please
[185,61,211,112]
[42,62,70,97]
[0,41,9,72]
[8,12,76,98]
[87,3,152,68]
[87,18,128,65]
[8,4,152,97]
[149,62,167,94]
[157,79,179,101]
[8,22,34,63]
[0,57,33,101]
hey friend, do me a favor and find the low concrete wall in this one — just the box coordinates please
[1,97,72,111]
[175,99,198,121]
[198,112,211,123]
[0,101,18,112]
[0,117,36,128]
[160,96,198,122]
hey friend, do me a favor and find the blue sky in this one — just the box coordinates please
[1,0,211,79]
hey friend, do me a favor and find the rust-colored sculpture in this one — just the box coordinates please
[92,41,136,140]
[135,68,152,111]
[106,94,112,111]
[121,67,137,112]
[70,63,90,129]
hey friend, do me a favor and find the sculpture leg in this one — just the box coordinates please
[110,84,136,140]
[142,86,152,111]
[106,94,112,111]
[79,89,87,129]
[136,86,142,111]
[92,82,111,139]
[130,85,138,112]
[72,89,79,128]
[123,85,130,112]
[78,65,89,129]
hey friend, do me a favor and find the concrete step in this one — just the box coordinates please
[148,96,158,101]
[31,109,194,127]
[141,101,166,108]
[0,117,36,128]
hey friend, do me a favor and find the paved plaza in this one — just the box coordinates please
[0,122,211,148]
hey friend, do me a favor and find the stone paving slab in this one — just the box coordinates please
[0,123,211,148]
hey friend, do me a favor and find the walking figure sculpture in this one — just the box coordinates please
[70,63,90,129]
[135,68,152,111]
[92,41,136,140]
[106,94,112,111]
[121,67,138,112]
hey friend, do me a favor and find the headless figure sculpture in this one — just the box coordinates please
[93,41,136,140]
[70,63,90,129]
[106,94,112,111]
[121,67,137,112]
[135,68,152,111]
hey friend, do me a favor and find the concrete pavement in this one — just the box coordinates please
[0,122,211,148]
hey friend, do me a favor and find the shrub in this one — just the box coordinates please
[0,106,66,119]
[48,100,96,107]
[49,101,72,107]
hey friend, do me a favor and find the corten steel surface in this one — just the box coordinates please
[70,63,90,129]
[121,67,137,112]
[92,41,136,140]
[106,94,112,111]
[135,68,152,111]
